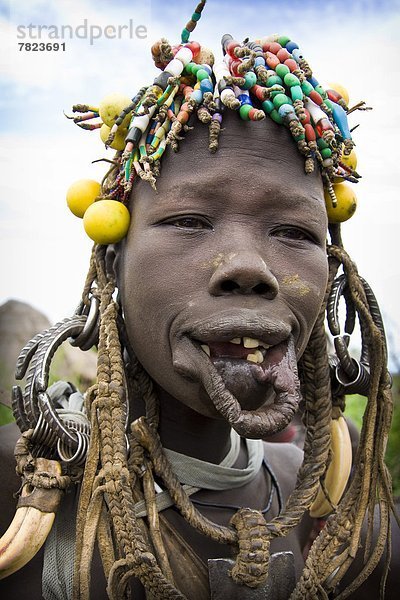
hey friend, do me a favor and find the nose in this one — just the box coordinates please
[208,251,279,299]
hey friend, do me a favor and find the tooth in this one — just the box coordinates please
[229,338,241,345]
[246,350,264,364]
[259,342,271,349]
[243,337,260,349]
[201,344,210,357]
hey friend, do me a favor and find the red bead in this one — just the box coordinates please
[249,108,259,120]
[262,42,271,52]
[284,59,298,72]
[269,42,282,54]
[171,45,180,56]
[327,89,343,103]
[252,84,268,101]
[185,41,200,57]
[304,123,316,142]
[277,48,291,62]
[230,59,242,76]
[265,52,280,69]
[309,90,323,106]
[226,40,240,58]
[183,88,193,99]
[301,109,311,124]
[316,119,334,137]
[178,110,189,124]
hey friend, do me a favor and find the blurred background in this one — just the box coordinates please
[0,0,399,491]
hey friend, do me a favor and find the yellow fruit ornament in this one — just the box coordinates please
[98,93,132,128]
[327,82,350,105]
[324,182,357,223]
[83,200,130,244]
[100,124,127,151]
[66,179,101,218]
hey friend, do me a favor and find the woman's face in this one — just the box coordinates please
[118,113,328,419]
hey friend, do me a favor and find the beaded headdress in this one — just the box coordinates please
[66,0,363,244]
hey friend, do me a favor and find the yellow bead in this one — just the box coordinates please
[98,93,132,128]
[100,124,127,151]
[324,183,357,223]
[66,179,101,218]
[83,200,130,244]
[327,82,350,105]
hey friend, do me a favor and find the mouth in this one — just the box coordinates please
[172,315,301,438]
[198,336,274,365]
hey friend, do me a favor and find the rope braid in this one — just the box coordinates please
[59,2,395,598]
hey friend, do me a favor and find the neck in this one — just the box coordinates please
[155,386,232,464]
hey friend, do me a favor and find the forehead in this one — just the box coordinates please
[132,111,326,222]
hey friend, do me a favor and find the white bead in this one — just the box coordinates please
[166,58,184,76]
[221,88,235,104]
[132,114,150,132]
[304,97,326,123]
[175,47,193,66]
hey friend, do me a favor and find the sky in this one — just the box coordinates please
[0,0,400,367]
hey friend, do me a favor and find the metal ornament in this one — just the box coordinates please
[327,273,387,397]
[11,296,99,467]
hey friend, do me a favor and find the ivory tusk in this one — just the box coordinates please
[309,413,352,518]
[0,458,63,579]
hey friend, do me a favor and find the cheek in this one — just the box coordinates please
[277,246,328,328]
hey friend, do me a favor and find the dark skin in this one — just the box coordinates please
[0,113,398,598]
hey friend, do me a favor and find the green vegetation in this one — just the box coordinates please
[345,374,400,497]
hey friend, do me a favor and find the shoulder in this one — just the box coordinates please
[262,440,303,498]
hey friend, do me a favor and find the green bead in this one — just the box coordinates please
[242,71,257,90]
[324,99,333,110]
[191,64,201,75]
[192,12,201,21]
[290,85,303,101]
[301,81,314,95]
[278,35,291,47]
[317,138,329,149]
[181,28,190,42]
[239,104,252,120]
[294,133,305,142]
[273,93,292,109]
[321,148,332,158]
[184,63,194,75]
[275,64,290,78]
[266,75,283,86]
[261,100,274,114]
[284,73,300,87]
[270,109,283,124]
[315,85,327,98]
[196,68,209,81]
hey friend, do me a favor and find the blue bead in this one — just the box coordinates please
[286,41,299,53]
[308,76,319,88]
[254,56,265,67]
[278,103,296,119]
[330,102,351,139]
[237,94,251,105]
[292,49,303,62]
[200,78,213,93]
[191,89,203,104]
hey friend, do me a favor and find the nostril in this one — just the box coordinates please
[221,280,240,292]
[253,282,270,295]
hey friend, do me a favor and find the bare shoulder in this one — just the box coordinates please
[262,441,303,498]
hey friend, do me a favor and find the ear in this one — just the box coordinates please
[105,244,120,282]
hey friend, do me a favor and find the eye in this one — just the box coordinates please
[164,215,212,230]
[271,226,316,243]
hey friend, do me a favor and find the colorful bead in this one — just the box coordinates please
[275,64,290,79]
[278,35,291,47]
[286,41,299,53]
[273,93,292,109]
[243,71,257,90]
